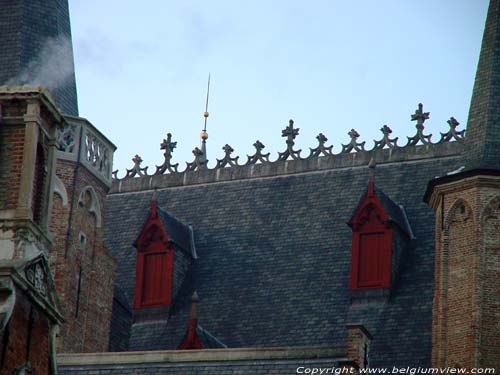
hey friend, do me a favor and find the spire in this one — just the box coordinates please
[465,0,500,171]
[200,74,210,166]
[177,292,203,350]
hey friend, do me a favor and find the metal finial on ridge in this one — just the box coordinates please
[200,74,211,165]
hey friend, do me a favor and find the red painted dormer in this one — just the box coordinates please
[133,199,174,308]
[348,178,393,290]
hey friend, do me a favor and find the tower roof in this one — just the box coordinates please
[465,0,500,171]
[0,0,79,116]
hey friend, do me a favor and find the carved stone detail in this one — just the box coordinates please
[57,123,77,153]
[277,119,302,161]
[112,106,465,181]
[155,133,179,174]
[373,125,398,150]
[439,117,465,143]
[216,144,239,168]
[309,133,333,157]
[342,129,366,153]
[406,103,432,146]
[246,140,270,165]
[25,259,47,297]
[125,155,148,178]
[185,148,207,172]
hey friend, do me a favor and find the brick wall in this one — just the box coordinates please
[0,289,51,374]
[430,175,500,369]
[0,124,25,210]
[50,157,116,353]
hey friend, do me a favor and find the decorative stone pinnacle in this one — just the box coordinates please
[411,103,430,129]
[439,116,465,143]
[373,124,398,149]
[216,144,239,168]
[185,147,207,171]
[124,154,148,178]
[254,140,265,152]
[381,125,392,135]
[309,133,333,157]
[155,133,179,175]
[407,103,432,146]
[341,128,365,153]
[161,133,177,153]
[349,129,360,139]
[278,119,302,161]
[282,119,300,144]
[222,144,234,154]
[246,140,270,165]
[133,154,142,165]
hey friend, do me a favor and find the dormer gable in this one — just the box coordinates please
[348,161,413,292]
[133,198,196,309]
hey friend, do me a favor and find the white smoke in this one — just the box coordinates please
[5,35,75,89]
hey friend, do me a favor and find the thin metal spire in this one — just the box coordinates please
[200,73,210,166]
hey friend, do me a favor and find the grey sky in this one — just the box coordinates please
[69,0,489,175]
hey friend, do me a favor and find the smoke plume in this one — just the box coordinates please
[5,35,75,89]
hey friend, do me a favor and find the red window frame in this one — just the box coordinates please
[349,186,392,290]
[133,202,175,309]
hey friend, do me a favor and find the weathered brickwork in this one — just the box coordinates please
[429,175,500,369]
[0,123,25,210]
[50,157,116,353]
[0,290,51,375]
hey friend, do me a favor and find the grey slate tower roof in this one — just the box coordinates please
[0,0,79,115]
[465,0,500,171]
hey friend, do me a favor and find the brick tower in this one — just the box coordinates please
[0,0,117,357]
[425,0,500,368]
[50,115,116,353]
[0,88,64,374]
[0,0,79,116]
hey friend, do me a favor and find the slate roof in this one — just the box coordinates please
[104,150,464,368]
[376,187,414,238]
[157,207,195,255]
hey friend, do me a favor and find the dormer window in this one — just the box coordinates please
[134,224,174,308]
[348,161,413,293]
[133,197,196,310]
[133,202,174,309]
[349,202,392,290]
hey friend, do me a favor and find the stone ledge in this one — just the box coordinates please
[111,142,464,194]
[57,346,346,365]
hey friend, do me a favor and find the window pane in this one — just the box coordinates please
[358,233,384,287]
